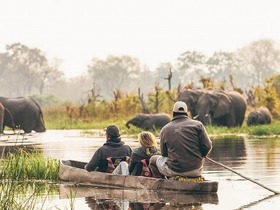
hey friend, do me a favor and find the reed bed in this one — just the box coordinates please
[0,150,61,209]
[0,148,59,181]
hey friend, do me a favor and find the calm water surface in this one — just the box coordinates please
[1,130,280,210]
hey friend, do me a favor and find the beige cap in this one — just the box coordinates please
[173,101,188,113]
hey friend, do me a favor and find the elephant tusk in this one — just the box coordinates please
[193,115,199,120]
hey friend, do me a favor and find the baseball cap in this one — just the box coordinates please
[173,101,188,113]
[105,124,120,137]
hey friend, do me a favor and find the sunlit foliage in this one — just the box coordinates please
[254,75,280,118]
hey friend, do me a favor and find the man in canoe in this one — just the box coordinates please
[85,124,132,173]
[149,101,212,179]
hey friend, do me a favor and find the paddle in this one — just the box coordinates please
[206,157,280,194]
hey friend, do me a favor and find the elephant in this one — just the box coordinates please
[247,107,272,126]
[0,102,4,134]
[126,113,171,130]
[0,96,46,133]
[196,90,247,127]
[177,89,206,118]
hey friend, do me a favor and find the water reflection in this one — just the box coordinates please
[1,130,280,209]
[208,135,247,165]
[60,185,218,210]
[85,198,167,210]
[0,181,59,209]
[0,133,36,158]
[237,194,280,209]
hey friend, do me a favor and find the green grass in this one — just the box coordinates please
[246,124,280,136]
[0,150,61,209]
[43,104,280,137]
[0,149,59,181]
[205,121,280,136]
[46,114,280,137]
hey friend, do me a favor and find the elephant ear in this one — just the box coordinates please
[141,115,151,130]
[213,92,231,118]
[138,114,147,123]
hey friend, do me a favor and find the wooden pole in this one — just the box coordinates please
[206,157,279,194]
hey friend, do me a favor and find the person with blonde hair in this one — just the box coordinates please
[129,131,160,176]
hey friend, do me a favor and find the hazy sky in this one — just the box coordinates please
[1,0,280,77]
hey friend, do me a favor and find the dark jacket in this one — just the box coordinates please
[129,146,160,176]
[85,137,132,172]
[160,115,212,173]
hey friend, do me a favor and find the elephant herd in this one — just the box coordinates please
[0,96,46,134]
[178,89,272,127]
[0,92,271,134]
[177,89,247,127]
[126,89,272,130]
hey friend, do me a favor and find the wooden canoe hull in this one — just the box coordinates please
[59,160,218,193]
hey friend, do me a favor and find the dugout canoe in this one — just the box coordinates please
[59,160,218,193]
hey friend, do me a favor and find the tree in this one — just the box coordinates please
[0,43,63,96]
[206,51,241,89]
[138,64,155,96]
[7,43,48,94]
[87,55,141,99]
[271,74,280,97]
[154,63,173,89]
[176,51,207,87]
[237,39,280,86]
[254,76,280,117]
[38,58,64,95]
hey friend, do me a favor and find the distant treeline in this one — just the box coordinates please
[0,39,280,106]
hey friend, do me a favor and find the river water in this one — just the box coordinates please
[1,130,280,210]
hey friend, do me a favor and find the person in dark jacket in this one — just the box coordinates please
[149,101,212,178]
[129,131,160,176]
[85,124,132,172]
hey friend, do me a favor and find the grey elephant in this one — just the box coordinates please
[126,113,171,130]
[0,96,46,133]
[0,102,4,133]
[247,107,272,126]
[177,89,206,118]
[196,90,247,127]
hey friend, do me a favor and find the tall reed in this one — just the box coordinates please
[0,150,60,209]
[0,149,59,181]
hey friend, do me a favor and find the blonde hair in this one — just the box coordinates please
[138,131,157,147]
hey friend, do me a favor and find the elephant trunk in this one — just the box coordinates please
[198,111,212,126]
[126,121,131,129]
[205,114,212,125]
